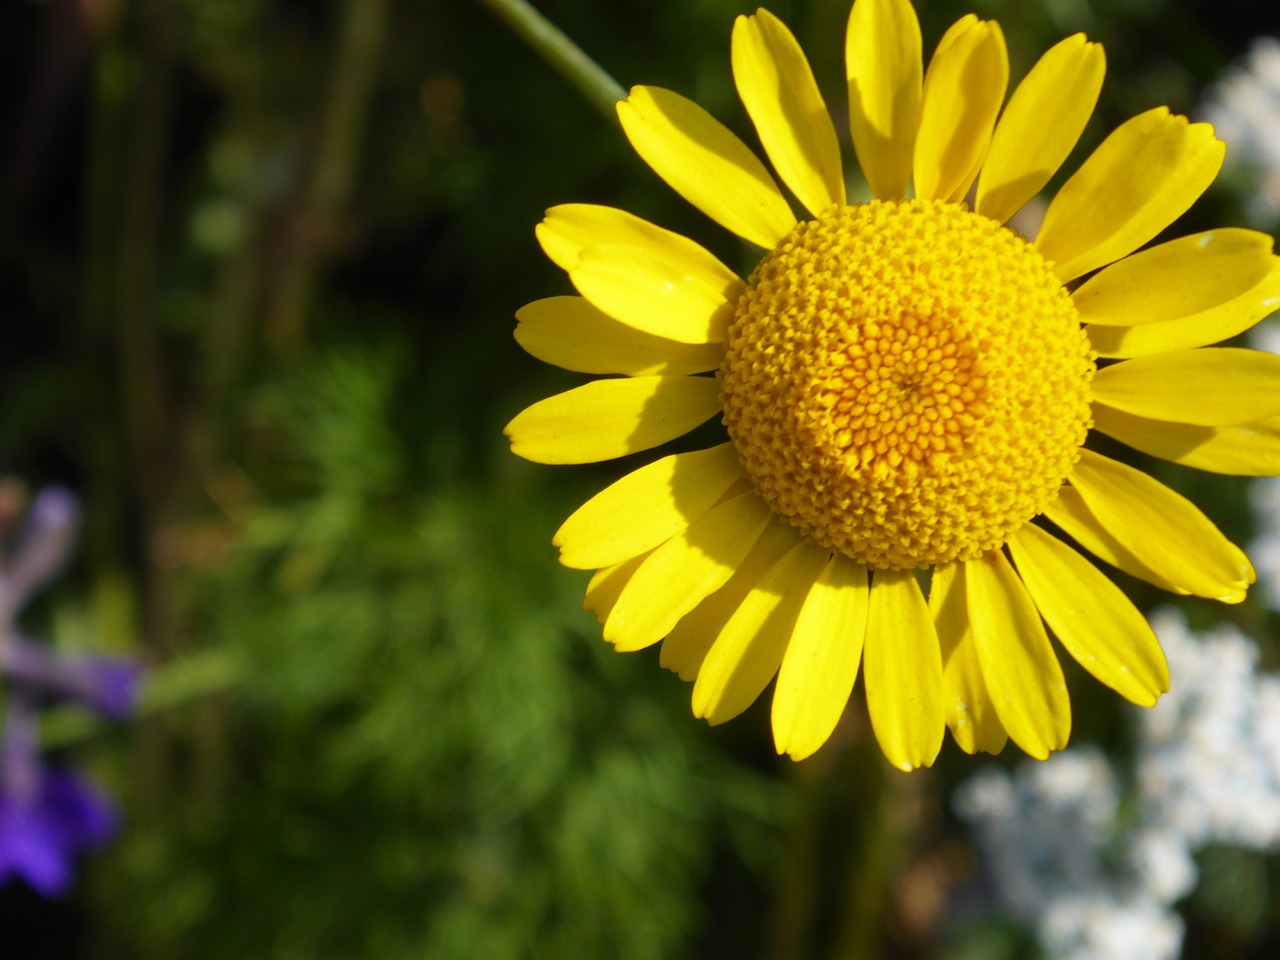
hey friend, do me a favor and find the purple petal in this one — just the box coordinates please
[1,486,81,618]
[41,770,117,850]
[74,659,144,718]
[28,488,80,529]
[2,821,72,897]
[0,795,72,897]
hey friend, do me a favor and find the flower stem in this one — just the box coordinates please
[39,648,242,751]
[476,0,627,121]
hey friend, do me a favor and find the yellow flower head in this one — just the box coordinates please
[505,0,1280,770]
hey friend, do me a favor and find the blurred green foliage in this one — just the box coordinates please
[2,0,1280,957]
[91,342,784,958]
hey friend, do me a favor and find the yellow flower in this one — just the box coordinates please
[505,0,1280,770]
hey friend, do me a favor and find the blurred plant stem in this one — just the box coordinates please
[769,722,919,960]
[476,0,626,120]
[111,0,172,514]
[40,648,242,751]
[830,755,907,960]
[80,0,187,811]
[266,0,390,352]
[770,753,825,959]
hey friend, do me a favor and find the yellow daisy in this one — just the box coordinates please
[504,0,1280,770]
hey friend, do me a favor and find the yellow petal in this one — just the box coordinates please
[604,491,772,652]
[862,568,945,772]
[583,553,650,624]
[554,443,742,570]
[660,518,802,681]
[1087,258,1280,358]
[536,203,695,272]
[570,242,743,345]
[1037,108,1225,282]
[1043,486,1189,597]
[514,297,724,376]
[1067,448,1254,602]
[538,205,744,346]
[1092,404,1280,476]
[772,554,870,761]
[913,17,1008,203]
[1091,348,1280,426]
[693,540,829,726]
[845,0,921,200]
[1073,229,1276,326]
[505,376,722,464]
[1008,523,1169,706]
[929,562,1007,755]
[975,34,1105,225]
[965,550,1071,760]
[617,86,796,249]
[732,9,845,217]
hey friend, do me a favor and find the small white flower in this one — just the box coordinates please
[956,607,1280,959]
[1201,37,1280,226]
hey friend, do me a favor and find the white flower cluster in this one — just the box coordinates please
[1139,611,1280,851]
[1200,37,1280,227]
[954,609,1280,960]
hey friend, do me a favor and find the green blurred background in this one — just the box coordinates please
[3,0,1280,956]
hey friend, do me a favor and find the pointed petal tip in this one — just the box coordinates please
[773,733,812,763]
[884,742,939,772]
[558,551,597,572]
[614,90,637,121]
[1129,688,1160,708]
[503,424,533,461]
[697,704,733,727]
[773,730,827,763]
[1012,723,1069,761]
[1222,558,1257,602]
[896,752,937,773]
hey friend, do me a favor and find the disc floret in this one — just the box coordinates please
[720,199,1095,570]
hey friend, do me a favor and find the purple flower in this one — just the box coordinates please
[0,485,138,897]
[0,767,116,897]
[0,693,116,897]
[0,637,142,719]
[0,484,145,721]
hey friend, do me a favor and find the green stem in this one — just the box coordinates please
[266,0,390,352]
[39,648,242,751]
[830,750,902,960]
[476,0,626,121]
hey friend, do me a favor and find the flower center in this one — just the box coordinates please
[720,199,1095,570]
